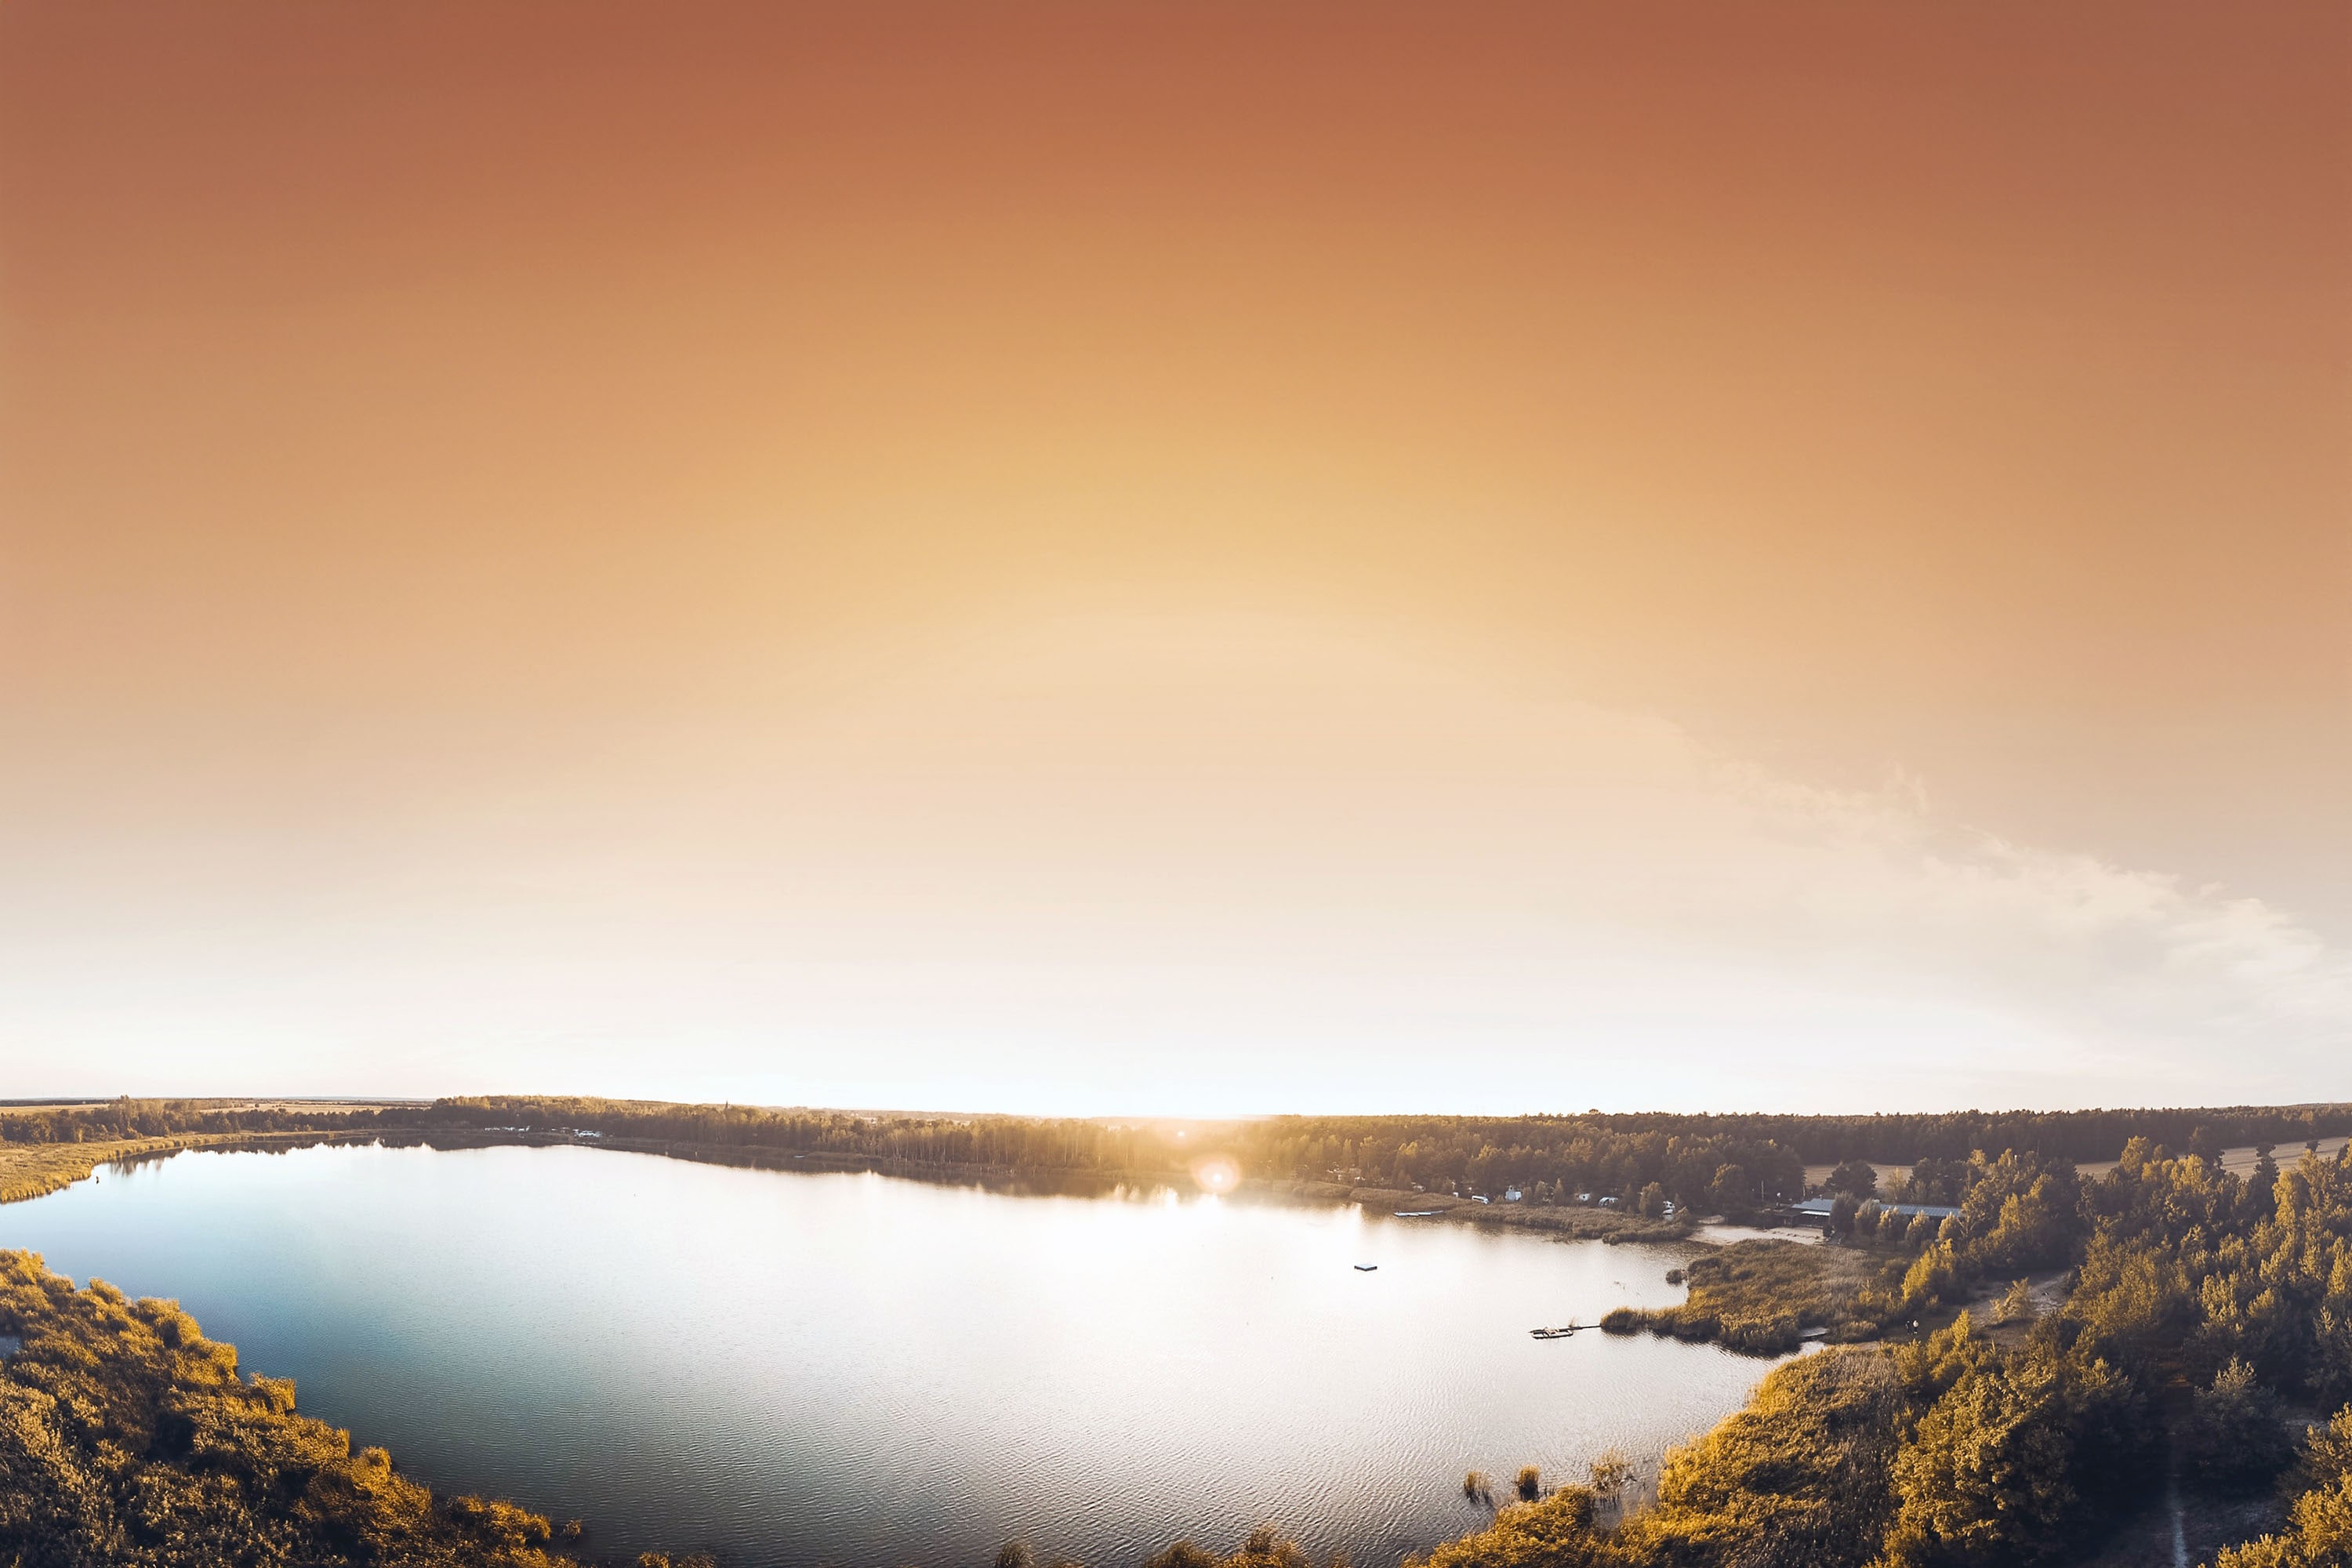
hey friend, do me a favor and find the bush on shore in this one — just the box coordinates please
[0,1249,601,1567]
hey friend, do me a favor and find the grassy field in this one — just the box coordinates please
[0,1131,376,1205]
[0,1134,254,1203]
[1808,1136,2352,1192]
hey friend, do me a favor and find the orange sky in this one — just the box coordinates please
[2,2,2347,1111]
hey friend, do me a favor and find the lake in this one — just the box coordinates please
[0,1142,1783,1568]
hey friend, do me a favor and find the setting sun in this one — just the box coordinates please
[1190,1158,1243,1196]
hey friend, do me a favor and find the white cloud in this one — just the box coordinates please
[2,611,2344,1113]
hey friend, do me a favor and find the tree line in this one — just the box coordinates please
[9,1097,2345,1197]
[419,1095,2352,1225]
[0,1098,401,1146]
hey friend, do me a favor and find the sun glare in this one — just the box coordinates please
[1190,1157,1240,1195]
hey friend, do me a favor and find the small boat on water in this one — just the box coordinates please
[1528,1324,1586,1339]
[1354,1263,1379,1272]
[1393,1209,1441,1217]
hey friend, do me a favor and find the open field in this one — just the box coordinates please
[2077,1134,2349,1180]
[1800,1159,1915,1192]
[1803,1135,2350,1195]
[1691,1218,1827,1247]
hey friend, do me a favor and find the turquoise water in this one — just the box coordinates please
[0,1142,1780,1568]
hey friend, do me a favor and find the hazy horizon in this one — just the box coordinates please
[5,2,2347,1116]
[16,1094,2352,1132]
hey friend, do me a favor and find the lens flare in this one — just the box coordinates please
[1190,1157,1241,1195]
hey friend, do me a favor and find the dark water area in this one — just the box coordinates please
[2,1142,1784,1568]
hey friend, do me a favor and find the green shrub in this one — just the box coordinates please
[2185,1359,2296,1492]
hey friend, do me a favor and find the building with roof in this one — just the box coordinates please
[1786,1197,1960,1228]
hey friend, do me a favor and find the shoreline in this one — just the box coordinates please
[2,1125,1704,1247]
[0,1128,388,1205]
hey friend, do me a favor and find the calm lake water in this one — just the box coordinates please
[0,1142,1783,1568]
